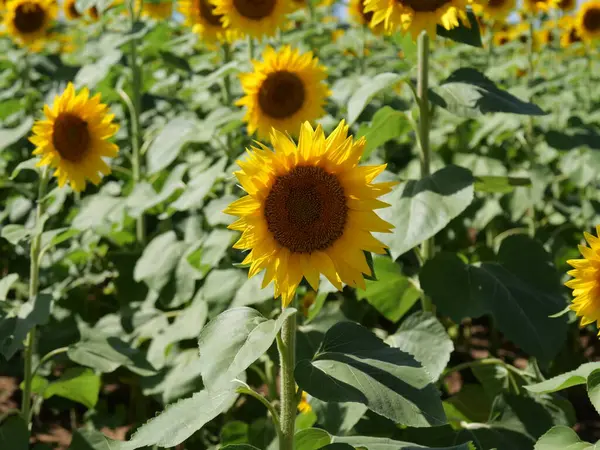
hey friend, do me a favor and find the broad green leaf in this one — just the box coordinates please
[198,307,296,389]
[386,312,453,382]
[356,107,409,158]
[378,165,474,259]
[146,117,198,175]
[527,362,600,399]
[0,415,29,450]
[332,435,473,450]
[0,274,19,300]
[10,157,38,179]
[201,269,247,305]
[69,428,126,450]
[0,117,34,151]
[392,32,417,62]
[0,293,52,359]
[295,428,331,450]
[72,194,124,230]
[159,50,192,72]
[134,231,184,292]
[231,275,275,307]
[586,369,600,415]
[1,224,31,245]
[67,330,156,376]
[444,384,492,424]
[295,321,446,427]
[171,157,227,211]
[221,421,249,445]
[533,426,593,450]
[357,257,420,322]
[420,237,567,362]
[474,176,531,194]
[347,73,403,125]
[187,228,235,279]
[74,51,122,89]
[44,368,100,409]
[437,10,482,48]
[430,68,547,117]
[120,379,242,449]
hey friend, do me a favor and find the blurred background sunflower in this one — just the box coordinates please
[210,0,291,38]
[138,0,173,19]
[63,0,82,20]
[577,0,600,41]
[3,0,57,45]
[472,0,516,21]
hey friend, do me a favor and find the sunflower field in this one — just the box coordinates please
[1,0,600,448]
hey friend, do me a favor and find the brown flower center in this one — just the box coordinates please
[488,0,506,7]
[359,0,373,23]
[397,0,449,12]
[264,166,348,253]
[557,0,573,8]
[232,0,276,20]
[583,7,600,32]
[52,113,91,163]
[14,2,46,33]
[199,0,223,25]
[258,71,305,119]
[68,1,81,17]
[568,27,581,42]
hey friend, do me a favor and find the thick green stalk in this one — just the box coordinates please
[416,32,434,313]
[128,0,145,244]
[277,310,296,450]
[21,168,49,425]
[248,36,255,61]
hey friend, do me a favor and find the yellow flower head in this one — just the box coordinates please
[472,0,516,22]
[139,0,173,19]
[348,0,384,34]
[3,0,57,46]
[577,1,600,41]
[559,15,583,47]
[237,46,330,140]
[493,29,511,46]
[509,22,540,50]
[64,0,82,20]
[88,4,100,20]
[553,0,576,12]
[537,21,557,45]
[298,391,312,413]
[566,227,600,334]
[29,83,119,192]
[180,0,239,43]
[523,0,553,14]
[210,0,292,38]
[224,120,395,307]
[363,0,470,38]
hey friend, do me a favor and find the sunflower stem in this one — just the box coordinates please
[222,43,233,106]
[277,307,297,450]
[416,31,435,314]
[21,167,49,427]
[128,0,145,244]
[248,36,255,61]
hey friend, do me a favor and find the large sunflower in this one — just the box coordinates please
[348,0,384,34]
[577,1,600,41]
[139,0,173,18]
[210,0,291,38]
[63,0,81,19]
[225,121,395,307]
[3,0,57,45]
[364,0,470,38]
[472,0,515,22]
[29,83,119,192]
[237,46,329,140]
[180,0,238,43]
[566,227,600,334]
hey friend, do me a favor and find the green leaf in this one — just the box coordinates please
[444,384,492,424]
[186,228,235,279]
[420,237,567,362]
[67,330,156,376]
[386,312,453,382]
[146,117,198,175]
[0,415,29,450]
[295,428,332,450]
[0,117,34,151]
[474,176,531,194]
[295,321,446,427]
[10,157,39,179]
[158,50,192,72]
[121,379,242,449]
[221,421,249,445]
[430,68,547,117]
[437,10,482,48]
[1,224,31,245]
[392,32,417,62]
[74,51,122,89]
[231,275,275,307]
[44,368,100,409]
[347,73,403,125]
[356,107,409,158]
[198,307,296,389]
[309,400,367,435]
[378,165,474,259]
[534,426,594,450]
[170,157,227,211]
[221,446,261,450]
[0,293,52,359]
[586,369,600,415]
[134,231,184,292]
[68,428,126,450]
[332,436,473,450]
[320,445,355,450]
[356,257,420,322]
[0,274,19,300]
[526,362,600,395]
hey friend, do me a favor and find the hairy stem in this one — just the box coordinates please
[277,310,297,450]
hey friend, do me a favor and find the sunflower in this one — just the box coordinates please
[87,4,99,19]
[522,0,553,13]
[553,0,576,12]
[565,227,600,335]
[348,0,384,34]
[559,16,583,47]
[472,0,516,22]
[29,83,119,192]
[298,392,312,413]
[493,29,511,46]
[577,1,600,41]
[210,0,291,38]
[537,21,557,45]
[63,0,81,19]
[509,22,540,49]
[180,0,237,43]
[224,120,395,307]
[237,46,329,140]
[138,0,173,18]
[363,0,470,38]
[3,0,57,45]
